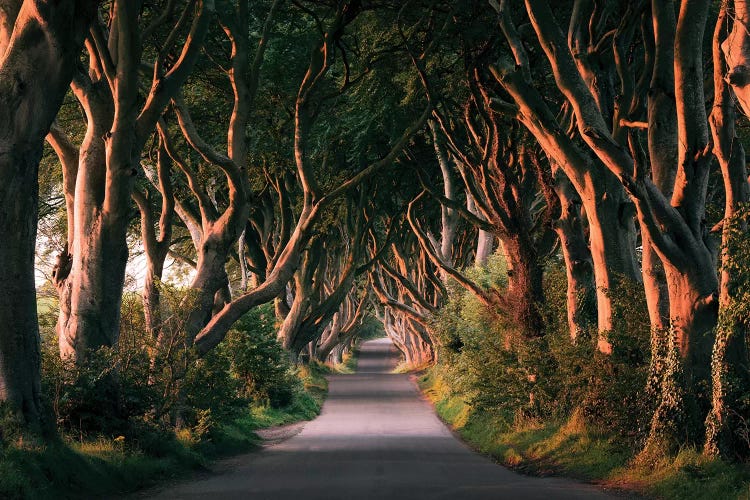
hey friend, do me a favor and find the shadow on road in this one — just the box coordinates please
[142,338,618,500]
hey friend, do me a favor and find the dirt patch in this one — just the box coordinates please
[255,421,306,447]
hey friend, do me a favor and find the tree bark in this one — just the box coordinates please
[550,167,596,340]
[723,0,750,118]
[0,0,96,426]
[134,136,174,340]
[642,0,676,414]
[490,61,639,351]
[705,1,750,459]
[499,235,545,337]
[58,0,212,361]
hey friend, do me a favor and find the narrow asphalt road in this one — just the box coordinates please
[146,338,618,499]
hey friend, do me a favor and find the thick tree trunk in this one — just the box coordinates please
[551,168,596,340]
[184,238,233,344]
[491,54,640,353]
[573,170,639,352]
[643,0,676,407]
[0,147,44,427]
[0,0,96,425]
[316,318,342,363]
[705,2,750,458]
[61,216,131,358]
[193,219,311,354]
[59,0,212,361]
[642,233,670,395]
[277,238,321,356]
[331,343,346,365]
[723,0,750,118]
[645,264,718,452]
[639,0,719,455]
[57,76,121,359]
[499,236,545,337]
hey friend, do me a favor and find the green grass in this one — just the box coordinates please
[250,365,327,428]
[0,434,205,499]
[418,369,750,500]
[329,344,361,374]
[0,367,328,499]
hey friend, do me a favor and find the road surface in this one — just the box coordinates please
[146,338,619,499]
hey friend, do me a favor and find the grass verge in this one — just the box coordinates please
[0,365,329,499]
[418,368,750,500]
[329,344,360,374]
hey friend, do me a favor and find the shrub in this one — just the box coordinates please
[222,304,297,408]
[431,258,651,440]
[38,291,300,440]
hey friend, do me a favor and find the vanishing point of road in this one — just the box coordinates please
[145,338,619,499]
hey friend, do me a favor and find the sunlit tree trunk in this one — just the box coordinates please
[511,0,718,451]
[705,1,750,459]
[0,0,95,426]
[58,68,117,358]
[56,0,212,361]
[642,0,676,413]
[491,7,640,352]
[723,0,750,118]
[191,6,432,353]
[549,166,595,340]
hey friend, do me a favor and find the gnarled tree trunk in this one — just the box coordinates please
[705,1,750,459]
[0,0,96,426]
[55,0,212,361]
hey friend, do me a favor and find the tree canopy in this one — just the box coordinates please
[1,1,750,494]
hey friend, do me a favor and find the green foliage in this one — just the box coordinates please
[431,260,650,438]
[420,368,750,500]
[40,294,156,436]
[422,255,750,497]
[40,293,313,438]
[719,205,750,329]
[0,432,204,500]
[355,315,386,341]
[705,205,750,459]
[222,304,296,408]
[4,291,326,499]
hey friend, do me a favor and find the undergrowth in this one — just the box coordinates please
[417,259,750,499]
[0,301,328,499]
[419,369,750,499]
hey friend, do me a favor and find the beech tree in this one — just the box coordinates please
[50,0,212,361]
[190,2,433,354]
[11,0,750,476]
[425,109,556,338]
[0,0,97,426]
[371,228,447,365]
[315,287,368,363]
[488,0,732,453]
[723,0,750,118]
[705,0,750,459]
[489,1,641,354]
[277,192,374,358]
[133,130,175,342]
[151,0,282,347]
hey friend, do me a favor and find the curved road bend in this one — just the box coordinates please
[146,338,618,499]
